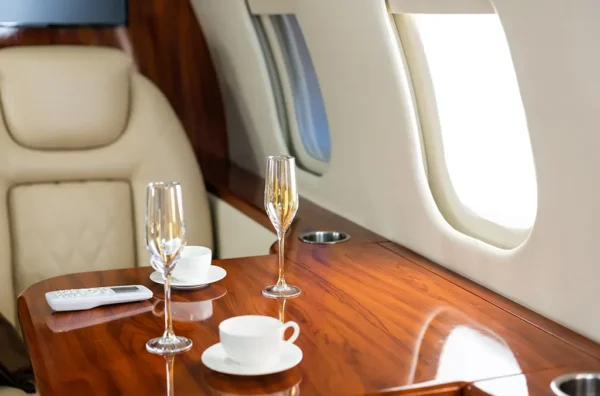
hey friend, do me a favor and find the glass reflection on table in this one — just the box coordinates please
[165,354,176,396]
[152,285,227,323]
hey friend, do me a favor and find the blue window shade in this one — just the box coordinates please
[275,15,331,164]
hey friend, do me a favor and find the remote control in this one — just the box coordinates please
[45,285,153,312]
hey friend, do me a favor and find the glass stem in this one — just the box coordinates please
[278,297,287,322]
[276,232,288,290]
[165,355,175,396]
[163,272,175,341]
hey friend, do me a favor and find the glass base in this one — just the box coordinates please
[146,335,193,355]
[262,284,301,298]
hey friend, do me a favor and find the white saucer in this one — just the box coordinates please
[201,342,302,376]
[150,266,227,290]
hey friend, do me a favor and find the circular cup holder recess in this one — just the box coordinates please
[551,373,600,396]
[299,231,351,245]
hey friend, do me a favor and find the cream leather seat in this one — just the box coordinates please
[0,46,213,329]
[0,388,28,396]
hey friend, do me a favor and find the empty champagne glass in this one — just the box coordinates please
[263,156,301,298]
[145,182,192,354]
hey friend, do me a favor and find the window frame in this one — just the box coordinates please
[392,12,536,249]
[253,12,330,175]
[252,16,291,149]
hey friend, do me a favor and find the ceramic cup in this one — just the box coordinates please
[172,246,212,283]
[219,315,300,366]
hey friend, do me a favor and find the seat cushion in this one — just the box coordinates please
[0,46,131,150]
[0,387,33,396]
[10,181,136,295]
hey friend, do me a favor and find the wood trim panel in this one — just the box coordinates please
[380,241,600,362]
[0,0,228,167]
[369,382,464,396]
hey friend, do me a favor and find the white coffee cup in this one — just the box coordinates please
[219,315,300,366]
[172,246,212,282]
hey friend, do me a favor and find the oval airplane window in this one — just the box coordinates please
[257,14,331,176]
[395,11,537,248]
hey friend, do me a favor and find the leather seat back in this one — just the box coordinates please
[0,46,213,325]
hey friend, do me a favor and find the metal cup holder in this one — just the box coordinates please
[299,231,351,245]
[551,373,600,395]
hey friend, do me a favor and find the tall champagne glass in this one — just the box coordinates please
[263,156,301,298]
[145,182,192,354]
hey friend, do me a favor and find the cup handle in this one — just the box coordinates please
[280,321,300,344]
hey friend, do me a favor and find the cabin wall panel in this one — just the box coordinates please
[193,0,600,340]
[208,193,276,259]
[190,0,290,174]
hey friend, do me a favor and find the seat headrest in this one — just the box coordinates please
[0,46,132,150]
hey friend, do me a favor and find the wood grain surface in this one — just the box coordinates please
[380,241,600,362]
[0,0,228,168]
[464,365,598,396]
[18,244,600,395]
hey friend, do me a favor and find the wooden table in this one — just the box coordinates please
[18,243,600,395]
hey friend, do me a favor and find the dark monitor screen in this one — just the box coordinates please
[0,0,127,27]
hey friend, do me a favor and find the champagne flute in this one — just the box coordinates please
[263,156,301,298]
[145,182,193,355]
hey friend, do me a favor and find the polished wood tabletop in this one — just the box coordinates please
[18,243,600,395]
[464,365,598,396]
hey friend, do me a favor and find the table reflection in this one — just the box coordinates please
[204,369,302,396]
[152,285,227,322]
[47,301,153,333]
[409,307,529,394]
